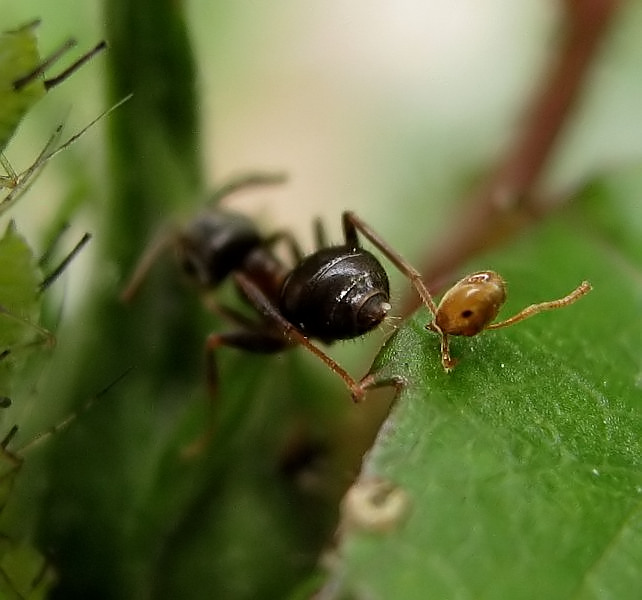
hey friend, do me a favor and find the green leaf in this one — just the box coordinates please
[0,221,42,398]
[0,222,40,328]
[31,2,209,598]
[0,19,109,215]
[0,538,55,600]
[0,221,50,600]
[0,20,45,151]
[323,189,642,599]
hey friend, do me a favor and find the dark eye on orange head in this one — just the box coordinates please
[434,271,507,337]
[426,271,591,371]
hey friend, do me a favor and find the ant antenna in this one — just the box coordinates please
[119,226,175,303]
[210,172,287,205]
[484,281,592,330]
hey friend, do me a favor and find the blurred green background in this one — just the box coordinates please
[6,1,642,262]
[2,1,642,599]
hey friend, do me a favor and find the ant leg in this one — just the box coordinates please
[210,172,288,205]
[201,296,261,329]
[485,281,592,330]
[426,322,457,371]
[342,211,439,318]
[313,217,328,250]
[120,226,176,302]
[205,328,289,399]
[205,325,403,401]
[233,272,380,402]
[342,212,458,370]
[178,327,291,458]
[353,372,406,397]
[264,231,304,263]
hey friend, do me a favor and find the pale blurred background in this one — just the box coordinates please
[4,0,642,297]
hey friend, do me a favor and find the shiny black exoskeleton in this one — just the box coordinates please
[177,211,265,287]
[122,173,424,402]
[280,246,390,343]
[173,206,392,347]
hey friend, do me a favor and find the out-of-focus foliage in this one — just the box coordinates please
[0,20,47,150]
[0,222,42,397]
[1,2,642,600]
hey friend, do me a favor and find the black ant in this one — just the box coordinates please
[121,173,438,402]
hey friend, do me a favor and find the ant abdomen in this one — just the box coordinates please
[280,246,391,342]
[177,211,262,287]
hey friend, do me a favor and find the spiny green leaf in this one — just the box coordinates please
[0,222,42,399]
[0,19,107,213]
[324,189,642,599]
[0,20,45,151]
[0,222,40,324]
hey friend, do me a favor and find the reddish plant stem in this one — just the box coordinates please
[403,0,620,315]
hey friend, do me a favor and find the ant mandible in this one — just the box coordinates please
[121,173,433,402]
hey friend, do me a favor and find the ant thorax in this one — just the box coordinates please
[177,211,262,288]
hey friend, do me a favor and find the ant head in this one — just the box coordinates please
[177,211,262,288]
[435,270,506,337]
